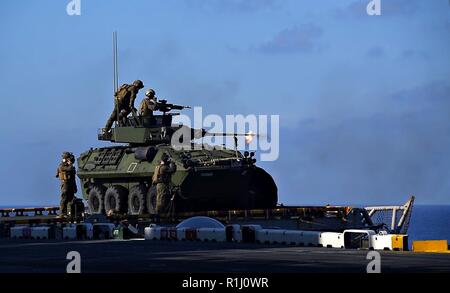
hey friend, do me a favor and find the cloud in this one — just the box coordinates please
[185,0,281,13]
[255,24,323,54]
[270,81,450,205]
[391,81,450,104]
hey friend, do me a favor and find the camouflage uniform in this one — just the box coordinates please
[104,80,144,131]
[139,89,157,117]
[56,152,77,216]
[139,98,157,117]
[152,154,177,214]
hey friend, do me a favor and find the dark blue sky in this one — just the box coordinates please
[0,0,449,206]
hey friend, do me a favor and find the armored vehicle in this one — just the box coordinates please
[76,103,278,215]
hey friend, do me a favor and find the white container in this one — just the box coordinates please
[320,232,344,248]
[343,229,376,249]
[76,223,94,240]
[255,229,269,244]
[145,224,161,240]
[30,227,53,240]
[176,228,187,241]
[197,228,226,242]
[371,233,393,250]
[63,225,77,240]
[255,229,323,246]
[284,230,306,245]
[271,230,287,244]
[256,229,285,244]
[10,226,26,239]
[297,231,321,246]
[256,229,295,244]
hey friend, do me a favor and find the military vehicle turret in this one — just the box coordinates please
[76,101,278,216]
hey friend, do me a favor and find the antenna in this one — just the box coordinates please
[113,31,119,93]
[113,31,119,126]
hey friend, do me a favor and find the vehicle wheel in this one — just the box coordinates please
[128,184,147,215]
[88,185,105,214]
[104,186,128,214]
[146,185,157,214]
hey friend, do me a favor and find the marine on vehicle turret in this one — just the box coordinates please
[77,80,278,216]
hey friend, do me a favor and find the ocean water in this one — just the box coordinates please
[0,204,448,243]
[407,205,450,243]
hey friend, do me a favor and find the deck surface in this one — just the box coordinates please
[0,239,449,273]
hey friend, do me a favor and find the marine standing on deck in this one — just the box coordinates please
[152,153,177,214]
[104,79,145,132]
[139,89,157,118]
[56,152,77,216]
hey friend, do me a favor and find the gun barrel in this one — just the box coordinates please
[171,104,191,108]
[203,132,255,137]
[157,102,191,112]
[190,129,258,144]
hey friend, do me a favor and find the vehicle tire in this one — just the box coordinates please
[128,184,147,215]
[88,185,105,214]
[104,185,128,214]
[146,185,157,214]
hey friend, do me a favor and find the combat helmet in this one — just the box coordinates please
[133,80,144,89]
[62,152,75,163]
[145,89,155,98]
[62,152,72,159]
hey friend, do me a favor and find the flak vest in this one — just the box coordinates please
[152,164,171,184]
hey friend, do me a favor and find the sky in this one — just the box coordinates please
[0,0,449,206]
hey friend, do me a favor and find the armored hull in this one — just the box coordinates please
[77,117,278,215]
